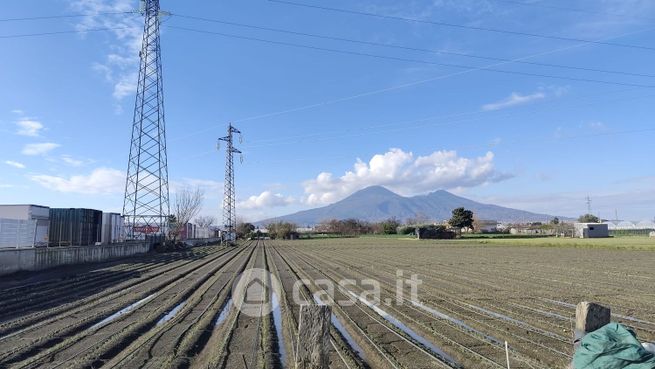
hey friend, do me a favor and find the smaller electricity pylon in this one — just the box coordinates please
[218,123,242,245]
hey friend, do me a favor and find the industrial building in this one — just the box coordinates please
[574,223,609,238]
[101,213,124,245]
[49,208,103,247]
[179,223,215,240]
[1,203,218,248]
[0,205,50,248]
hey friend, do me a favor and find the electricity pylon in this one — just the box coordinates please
[586,195,592,215]
[218,123,242,244]
[123,0,170,240]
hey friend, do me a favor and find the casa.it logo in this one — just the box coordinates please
[231,268,282,317]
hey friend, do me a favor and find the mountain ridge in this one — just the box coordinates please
[256,186,562,225]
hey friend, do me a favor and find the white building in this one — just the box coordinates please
[476,220,499,233]
[574,223,609,238]
[0,204,50,248]
[195,227,211,239]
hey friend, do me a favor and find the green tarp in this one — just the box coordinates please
[573,323,655,369]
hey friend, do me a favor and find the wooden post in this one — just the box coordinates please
[295,304,331,369]
[574,301,611,348]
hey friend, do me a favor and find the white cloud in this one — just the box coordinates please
[15,119,44,137]
[22,143,60,156]
[567,1,655,38]
[112,71,139,99]
[482,91,546,111]
[60,155,86,167]
[303,148,511,205]
[238,191,295,210]
[71,0,142,101]
[30,167,124,194]
[5,160,26,169]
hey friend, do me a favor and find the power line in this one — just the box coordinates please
[0,11,136,22]
[0,26,140,39]
[175,88,655,161]
[490,0,655,22]
[172,13,655,79]
[268,0,655,52]
[168,25,652,143]
[241,92,655,150]
[181,126,655,164]
[166,25,655,89]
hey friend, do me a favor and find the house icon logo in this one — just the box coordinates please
[232,268,282,317]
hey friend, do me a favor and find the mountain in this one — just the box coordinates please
[257,186,561,225]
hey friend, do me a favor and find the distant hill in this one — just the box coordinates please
[256,186,562,226]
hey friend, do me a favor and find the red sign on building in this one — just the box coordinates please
[133,225,160,234]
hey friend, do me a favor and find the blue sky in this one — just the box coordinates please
[1,0,654,222]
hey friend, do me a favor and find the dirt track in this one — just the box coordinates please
[1,238,654,368]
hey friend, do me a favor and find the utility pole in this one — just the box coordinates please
[123,0,170,240]
[585,196,592,215]
[218,123,242,245]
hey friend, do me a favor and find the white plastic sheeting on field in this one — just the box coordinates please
[604,221,655,230]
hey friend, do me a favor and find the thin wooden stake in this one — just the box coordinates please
[295,304,331,369]
[505,341,511,369]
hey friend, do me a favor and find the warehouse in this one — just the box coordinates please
[574,223,609,238]
[0,204,50,248]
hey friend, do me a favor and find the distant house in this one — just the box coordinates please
[574,223,609,238]
[476,220,498,233]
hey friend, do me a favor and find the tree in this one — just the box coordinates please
[449,207,474,233]
[194,215,215,228]
[472,215,482,234]
[237,222,255,239]
[550,217,560,225]
[380,217,401,234]
[169,187,205,242]
[266,221,297,239]
[398,226,416,235]
[405,213,430,226]
[316,218,371,236]
[578,214,600,223]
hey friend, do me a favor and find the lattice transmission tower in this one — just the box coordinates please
[218,124,242,243]
[123,0,170,240]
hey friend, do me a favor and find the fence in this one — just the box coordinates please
[0,241,150,276]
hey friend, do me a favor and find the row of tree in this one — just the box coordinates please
[166,189,604,245]
[311,207,476,236]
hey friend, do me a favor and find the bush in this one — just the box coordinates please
[380,218,401,234]
[399,226,416,235]
[417,225,456,239]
